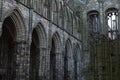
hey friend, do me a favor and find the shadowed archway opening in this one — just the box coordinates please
[30,28,40,80]
[64,43,68,80]
[30,23,47,80]
[64,39,74,80]
[73,44,81,80]
[50,32,62,80]
[50,38,56,80]
[0,16,17,80]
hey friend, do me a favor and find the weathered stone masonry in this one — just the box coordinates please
[0,0,82,80]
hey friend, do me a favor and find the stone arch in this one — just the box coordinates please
[50,31,62,80]
[65,39,72,54]
[1,9,26,40]
[74,43,81,61]
[105,7,118,12]
[64,38,74,80]
[87,10,99,15]
[87,10,99,34]
[0,9,26,80]
[30,22,47,80]
[33,22,47,47]
[51,32,62,52]
[73,43,81,80]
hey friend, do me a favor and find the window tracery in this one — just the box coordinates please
[106,8,118,40]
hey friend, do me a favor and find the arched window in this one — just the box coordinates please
[106,8,118,40]
[43,0,50,18]
[65,8,72,33]
[59,2,64,27]
[52,0,58,24]
[88,11,99,34]
[33,0,42,12]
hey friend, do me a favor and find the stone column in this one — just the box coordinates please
[68,56,75,80]
[55,51,64,80]
[118,9,120,34]
[0,0,2,21]
[99,2,105,35]
[15,41,30,80]
[39,47,50,80]
[0,22,2,37]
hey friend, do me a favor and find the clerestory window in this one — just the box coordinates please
[106,8,118,40]
[88,11,99,34]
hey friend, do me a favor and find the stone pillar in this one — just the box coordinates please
[0,22,2,37]
[118,9,120,34]
[68,56,75,80]
[15,41,30,80]
[55,51,64,80]
[39,47,50,80]
[0,0,2,21]
[99,2,106,35]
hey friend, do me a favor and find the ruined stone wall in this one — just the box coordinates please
[81,0,120,80]
[0,0,82,80]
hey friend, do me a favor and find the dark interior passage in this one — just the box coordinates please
[0,17,16,80]
[64,45,68,80]
[30,28,40,80]
[50,38,56,80]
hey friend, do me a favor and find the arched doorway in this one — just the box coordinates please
[0,16,16,80]
[30,28,40,80]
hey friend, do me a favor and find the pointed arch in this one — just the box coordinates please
[65,39,72,54]
[87,10,99,34]
[52,0,58,24]
[52,32,62,52]
[73,43,81,80]
[2,9,26,41]
[74,43,81,58]
[0,9,26,80]
[50,31,62,80]
[30,22,47,80]
[34,22,47,48]
[64,38,75,80]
